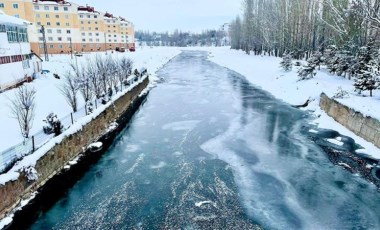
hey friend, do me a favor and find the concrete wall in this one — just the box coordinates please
[0,77,149,219]
[320,93,380,149]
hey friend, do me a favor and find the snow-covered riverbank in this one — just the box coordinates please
[188,46,380,159]
[0,47,181,154]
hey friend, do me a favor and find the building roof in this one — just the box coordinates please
[0,10,30,26]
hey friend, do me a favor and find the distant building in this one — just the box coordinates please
[0,0,135,54]
[0,10,42,90]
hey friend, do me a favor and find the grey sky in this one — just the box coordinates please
[73,0,241,32]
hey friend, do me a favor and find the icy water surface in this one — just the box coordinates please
[31,51,380,229]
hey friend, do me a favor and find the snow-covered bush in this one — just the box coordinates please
[43,113,63,136]
[298,57,317,81]
[332,87,350,99]
[308,51,323,70]
[324,45,339,74]
[23,166,38,182]
[280,52,293,71]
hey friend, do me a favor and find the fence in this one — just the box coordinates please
[0,75,144,173]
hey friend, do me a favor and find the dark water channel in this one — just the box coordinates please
[31,51,380,229]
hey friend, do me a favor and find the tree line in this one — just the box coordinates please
[136,29,229,47]
[230,0,380,58]
[230,0,380,96]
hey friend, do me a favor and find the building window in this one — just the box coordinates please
[81,27,84,30]
[44,6,49,10]
[0,24,5,32]
[87,15,90,18]
[82,44,86,48]
[47,22,51,26]
[79,14,84,18]
[67,37,71,41]
[46,14,50,18]
[37,22,41,26]
[36,14,40,18]
[6,26,18,43]
[81,21,84,24]
[95,33,99,36]
[66,23,70,26]
[14,14,19,18]
[95,21,98,24]
[65,15,69,19]
[88,27,91,30]
[13,3,18,9]
[0,3,4,8]
[108,34,111,37]
[94,15,97,18]
[22,60,30,69]
[48,37,53,41]
[34,5,39,10]
[58,44,63,49]
[82,38,86,42]
[96,38,99,42]
[95,27,98,31]
[49,44,54,48]
[114,35,116,37]
[114,39,117,42]
[64,7,68,11]
[56,22,60,26]
[58,37,62,41]
[88,32,92,36]
[89,38,93,42]
[81,32,85,36]
[47,29,52,33]
[66,29,71,34]
[55,15,59,19]
[54,6,58,11]
[88,21,90,24]
[108,39,111,42]
[39,44,44,48]
[38,37,43,41]
[57,29,62,33]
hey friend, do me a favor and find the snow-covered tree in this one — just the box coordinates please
[280,52,293,71]
[309,51,323,70]
[60,71,79,112]
[9,85,36,138]
[332,87,350,99]
[353,62,380,97]
[324,45,339,74]
[298,62,317,80]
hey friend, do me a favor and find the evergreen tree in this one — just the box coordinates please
[324,45,340,74]
[353,63,380,97]
[298,59,317,81]
[308,51,323,70]
[280,52,293,71]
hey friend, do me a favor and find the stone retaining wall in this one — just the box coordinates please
[0,77,149,219]
[320,93,380,149]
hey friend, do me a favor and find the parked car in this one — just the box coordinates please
[116,47,125,52]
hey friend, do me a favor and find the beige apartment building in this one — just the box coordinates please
[0,0,135,54]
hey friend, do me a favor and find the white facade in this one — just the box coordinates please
[0,10,36,89]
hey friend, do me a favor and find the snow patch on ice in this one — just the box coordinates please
[150,161,167,169]
[162,120,200,131]
[326,138,344,146]
[195,201,212,207]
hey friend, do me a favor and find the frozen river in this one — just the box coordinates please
[31,51,380,229]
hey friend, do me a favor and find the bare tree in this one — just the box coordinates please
[9,85,36,138]
[60,71,79,112]
[87,58,102,99]
[117,57,133,90]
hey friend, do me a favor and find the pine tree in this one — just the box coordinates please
[298,59,317,81]
[354,62,380,97]
[324,45,339,74]
[309,51,323,70]
[280,52,293,71]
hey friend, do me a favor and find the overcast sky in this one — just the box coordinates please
[72,0,241,32]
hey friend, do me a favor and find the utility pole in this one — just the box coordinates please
[41,25,49,61]
[69,37,73,59]
[104,32,107,54]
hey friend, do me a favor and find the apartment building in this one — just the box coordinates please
[0,0,135,54]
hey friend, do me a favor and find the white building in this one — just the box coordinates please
[0,10,41,90]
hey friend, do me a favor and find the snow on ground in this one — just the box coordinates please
[185,46,380,159]
[0,47,181,154]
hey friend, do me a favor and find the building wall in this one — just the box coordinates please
[0,28,34,89]
[0,0,135,54]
